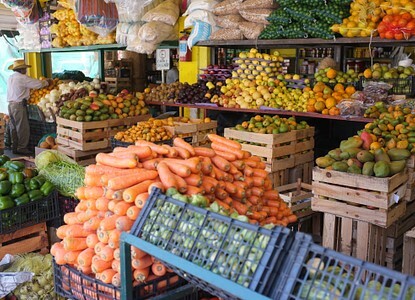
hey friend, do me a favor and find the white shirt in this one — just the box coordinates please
[7,72,48,103]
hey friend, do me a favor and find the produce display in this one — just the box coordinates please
[113,118,174,143]
[314,67,359,85]
[378,13,415,40]
[0,156,55,211]
[362,64,415,80]
[233,115,309,134]
[29,78,60,105]
[143,82,184,103]
[59,90,149,122]
[199,64,234,81]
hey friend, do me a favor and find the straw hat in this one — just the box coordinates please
[8,59,31,71]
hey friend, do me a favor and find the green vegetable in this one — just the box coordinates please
[24,178,31,191]
[10,183,25,198]
[0,155,10,166]
[0,181,12,195]
[9,172,24,184]
[14,193,30,206]
[28,190,44,202]
[0,196,14,210]
[0,171,8,181]
[30,176,46,189]
[4,160,25,172]
[40,181,55,196]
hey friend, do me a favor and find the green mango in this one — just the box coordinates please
[344,147,361,158]
[340,136,363,152]
[387,148,411,161]
[374,148,391,163]
[339,152,350,160]
[332,161,349,172]
[328,148,342,161]
[347,165,362,174]
[374,161,391,178]
[347,158,362,168]
[362,162,375,176]
[316,157,335,168]
[356,150,375,163]
[389,160,406,175]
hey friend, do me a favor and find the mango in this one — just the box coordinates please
[387,148,411,161]
[356,150,374,163]
[347,158,362,168]
[316,157,335,168]
[347,165,362,174]
[374,161,391,178]
[339,152,350,160]
[374,148,391,163]
[332,161,349,172]
[362,162,375,176]
[344,147,361,158]
[360,131,373,150]
[389,160,406,175]
[328,148,342,161]
[340,136,363,152]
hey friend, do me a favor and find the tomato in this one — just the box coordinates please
[394,32,405,40]
[377,22,388,33]
[384,30,395,39]
[401,12,413,21]
[398,18,409,27]
[383,15,394,23]
[379,32,385,38]
[407,20,415,31]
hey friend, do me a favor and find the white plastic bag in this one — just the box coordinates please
[184,10,216,28]
[0,254,34,298]
[116,22,142,45]
[138,21,174,44]
[188,20,215,49]
[113,0,163,23]
[183,0,219,15]
[142,0,180,25]
[127,38,159,55]
[16,22,41,51]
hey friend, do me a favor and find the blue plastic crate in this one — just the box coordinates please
[130,188,297,299]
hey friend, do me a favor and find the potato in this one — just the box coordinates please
[40,141,51,149]
[45,136,55,146]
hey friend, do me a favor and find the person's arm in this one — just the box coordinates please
[22,76,49,89]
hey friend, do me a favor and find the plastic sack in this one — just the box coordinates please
[116,22,141,45]
[184,10,216,28]
[336,100,365,117]
[213,0,243,16]
[113,0,163,23]
[127,38,158,55]
[75,0,118,36]
[239,0,276,10]
[142,0,180,26]
[210,28,243,40]
[188,20,214,49]
[183,0,219,15]
[1,0,34,18]
[0,254,34,298]
[16,22,41,50]
[214,14,243,29]
[16,0,40,24]
[352,81,393,106]
[239,21,264,39]
[138,21,174,44]
[239,9,273,24]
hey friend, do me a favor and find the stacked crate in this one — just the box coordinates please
[167,118,218,147]
[224,127,315,187]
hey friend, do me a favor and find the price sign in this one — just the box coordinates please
[156,49,170,71]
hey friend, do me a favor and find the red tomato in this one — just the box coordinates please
[377,22,388,33]
[384,31,395,39]
[407,20,415,31]
[394,32,405,40]
[383,15,394,23]
[398,18,409,27]
[401,12,413,21]
[379,32,385,38]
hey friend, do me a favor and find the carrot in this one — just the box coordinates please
[108,170,158,190]
[96,153,137,169]
[212,165,226,180]
[232,160,245,170]
[108,199,121,212]
[233,181,248,190]
[251,187,264,197]
[97,229,110,243]
[113,248,120,260]
[99,245,114,262]
[243,159,258,168]
[252,176,265,187]
[214,150,237,162]
[100,214,119,231]
[231,201,249,215]
[173,137,196,156]
[172,174,187,193]
[163,158,201,174]
[162,144,178,158]
[100,269,117,284]
[54,247,69,265]
[232,172,243,181]
[108,229,121,249]
[256,161,266,169]
[101,171,141,186]
[112,273,121,287]
[86,165,127,176]
[56,225,70,239]
[211,142,244,159]
[84,173,103,187]
[63,237,87,251]
[262,206,280,216]
[263,190,280,200]
[244,176,254,188]
[112,260,121,273]
[244,165,254,177]
[63,212,81,225]
[95,197,110,211]
[186,185,203,195]
[263,199,281,208]
[228,163,240,175]
[151,263,167,277]
[77,248,95,267]
[131,246,148,259]
[263,178,272,190]
[132,255,153,270]
[75,187,86,200]
[104,188,116,200]
[211,155,230,172]
[50,242,64,256]
[135,140,169,155]
[115,216,134,231]
[75,200,88,212]
[142,158,162,170]
[232,188,246,200]
[252,168,268,179]
[250,155,262,162]
[157,162,178,190]
[200,157,213,175]
[122,180,154,203]
[115,145,153,159]
[85,199,97,210]
[134,267,150,282]
[261,216,278,226]
[208,134,241,150]
[223,181,237,194]
[86,233,99,249]
[247,195,260,205]
[217,180,226,190]
[215,188,228,200]
[83,216,103,231]
[215,199,232,212]
[163,160,191,177]
[183,174,202,187]
[194,147,215,157]
[92,255,101,263]
[77,265,92,275]
[83,187,104,199]
[135,192,149,208]
[92,259,112,274]
[148,181,164,194]
[126,206,141,220]
[248,211,267,221]
[245,189,252,198]
[287,214,298,224]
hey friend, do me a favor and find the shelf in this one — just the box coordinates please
[20,43,126,53]
[145,101,372,123]
[197,37,415,48]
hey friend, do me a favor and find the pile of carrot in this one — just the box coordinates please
[51,133,297,296]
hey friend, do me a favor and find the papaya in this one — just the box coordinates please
[374,161,391,178]
[387,148,411,161]
[347,158,362,168]
[360,131,373,150]
[339,136,363,152]
[389,160,406,175]
[332,161,348,172]
[344,147,361,158]
[328,148,342,161]
[362,162,375,176]
[347,165,362,174]
[374,148,391,163]
[356,150,374,163]
[316,157,335,168]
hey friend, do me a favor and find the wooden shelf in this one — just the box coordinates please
[21,43,125,53]
[197,37,415,48]
[145,101,372,123]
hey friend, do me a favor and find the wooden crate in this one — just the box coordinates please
[312,167,408,228]
[58,145,112,166]
[269,160,314,188]
[403,226,415,276]
[168,118,217,146]
[278,179,313,218]
[0,222,49,257]
[107,114,151,137]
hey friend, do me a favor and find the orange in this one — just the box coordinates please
[308,98,317,105]
[314,101,326,112]
[313,82,325,93]
[332,92,344,102]
[303,87,312,92]
[326,68,337,79]
[333,83,345,92]
[345,86,356,95]
[329,107,340,116]
[307,105,316,112]
[322,108,329,115]
[325,97,337,109]
[363,69,372,79]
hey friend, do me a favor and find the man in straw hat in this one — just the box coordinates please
[7,59,50,155]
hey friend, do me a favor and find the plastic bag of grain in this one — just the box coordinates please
[138,21,174,44]
[210,28,243,40]
[239,8,273,24]
[184,10,216,27]
[214,14,243,29]
[183,0,219,15]
[239,0,276,10]
[239,21,264,39]
[127,38,158,54]
[116,22,141,45]
[142,0,180,25]
[213,0,243,16]
[188,20,214,49]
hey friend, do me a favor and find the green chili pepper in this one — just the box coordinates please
[0,181,12,195]
[0,196,14,210]
[9,172,24,184]
[40,181,55,196]
[10,184,25,198]
[28,190,44,202]
[14,193,30,206]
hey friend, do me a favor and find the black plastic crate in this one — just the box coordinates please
[110,136,192,150]
[151,285,200,300]
[360,76,415,96]
[0,190,59,234]
[130,188,295,299]
[48,194,79,227]
[29,119,57,151]
[276,243,415,299]
[53,260,186,300]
